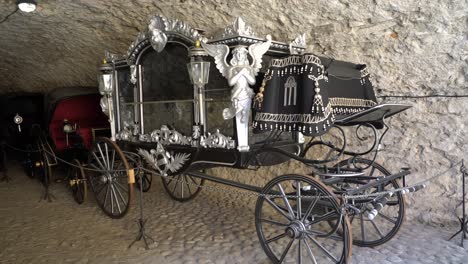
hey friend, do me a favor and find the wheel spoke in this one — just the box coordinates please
[296,181,302,220]
[104,143,110,170]
[307,234,338,262]
[102,183,110,206]
[301,194,320,222]
[278,238,294,263]
[370,219,385,238]
[180,174,185,198]
[266,232,287,244]
[305,230,343,241]
[260,218,288,227]
[97,144,108,169]
[112,183,127,206]
[379,212,397,224]
[188,175,198,185]
[308,210,339,226]
[184,175,193,196]
[360,214,366,241]
[91,151,106,171]
[265,197,293,221]
[304,239,318,264]
[110,150,115,171]
[108,184,114,214]
[298,239,302,264]
[111,185,122,214]
[277,183,295,219]
[171,175,180,195]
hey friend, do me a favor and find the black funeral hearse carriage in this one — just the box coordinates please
[92,15,422,263]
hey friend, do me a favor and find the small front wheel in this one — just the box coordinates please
[88,138,133,219]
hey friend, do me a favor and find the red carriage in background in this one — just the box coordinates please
[33,87,110,203]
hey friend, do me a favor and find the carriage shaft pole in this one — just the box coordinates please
[347,170,411,195]
[187,171,264,193]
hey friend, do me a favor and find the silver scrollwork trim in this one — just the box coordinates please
[270,54,322,68]
[329,97,377,108]
[254,103,333,125]
[149,125,191,145]
[213,17,256,39]
[200,129,236,149]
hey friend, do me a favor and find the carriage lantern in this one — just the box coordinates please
[98,62,114,95]
[187,40,210,137]
[98,62,116,140]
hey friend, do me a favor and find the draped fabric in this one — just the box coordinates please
[253,54,378,136]
[253,54,334,136]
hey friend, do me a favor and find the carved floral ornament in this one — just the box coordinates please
[106,15,307,63]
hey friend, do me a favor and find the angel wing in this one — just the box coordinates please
[167,153,191,173]
[137,149,157,169]
[201,41,230,78]
[248,35,272,76]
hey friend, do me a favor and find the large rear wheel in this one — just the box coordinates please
[256,174,352,264]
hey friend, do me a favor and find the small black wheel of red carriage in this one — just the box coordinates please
[38,147,52,187]
[24,144,36,179]
[255,174,352,264]
[161,173,205,202]
[334,158,405,248]
[88,137,133,219]
[68,159,87,204]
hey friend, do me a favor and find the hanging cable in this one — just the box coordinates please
[378,94,468,99]
[0,8,18,24]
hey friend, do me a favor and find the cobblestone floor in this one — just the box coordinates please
[0,163,467,264]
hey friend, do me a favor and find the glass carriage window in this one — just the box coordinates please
[204,56,234,137]
[116,67,136,131]
[139,43,192,135]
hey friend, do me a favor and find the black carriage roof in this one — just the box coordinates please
[46,86,99,105]
[45,86,100,126]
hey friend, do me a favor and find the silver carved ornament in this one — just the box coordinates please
[148,17,168,52]
[201,35,272,152]
[289,34,307,55]
[213,17,256,39]
[200,129,236,149]
[138,146,190,176]
[150,125,190,145]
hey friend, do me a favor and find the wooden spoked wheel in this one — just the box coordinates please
[161,173,205,202]
[88,138,133,219]
[255,174,352,264]
[334,158,405,247]
[68,159,87,204]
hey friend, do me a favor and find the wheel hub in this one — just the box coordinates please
[286,220,307,239]
[99,174,113,184]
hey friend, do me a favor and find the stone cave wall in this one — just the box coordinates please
[0,0,466,225]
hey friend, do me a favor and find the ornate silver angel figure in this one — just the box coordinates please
[201,35,272,151]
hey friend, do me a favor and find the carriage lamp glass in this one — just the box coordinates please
[187,61,210,86]
[17,0,37,13]
[98,72,113,95]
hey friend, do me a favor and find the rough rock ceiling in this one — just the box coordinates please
[0,0,466,95]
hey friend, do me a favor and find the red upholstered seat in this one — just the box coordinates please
[49,94,109,152]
